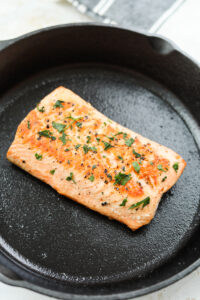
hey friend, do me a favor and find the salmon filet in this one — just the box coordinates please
[7,87,186,231]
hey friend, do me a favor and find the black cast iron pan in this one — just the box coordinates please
[0,24,200,299]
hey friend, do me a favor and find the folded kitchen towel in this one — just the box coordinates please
[67,0,186,32]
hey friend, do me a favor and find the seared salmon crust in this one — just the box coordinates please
[7,87,186,230]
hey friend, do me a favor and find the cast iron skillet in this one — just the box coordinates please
[0,24,200,300]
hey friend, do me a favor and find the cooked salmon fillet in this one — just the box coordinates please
[7,87,186,231]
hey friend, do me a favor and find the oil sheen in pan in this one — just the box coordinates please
[0,63,200,284]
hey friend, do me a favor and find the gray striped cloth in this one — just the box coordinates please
[67,0,185,32]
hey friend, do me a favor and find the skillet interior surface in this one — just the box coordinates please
[0,62,200,297]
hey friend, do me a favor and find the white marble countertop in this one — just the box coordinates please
[0,0,200,299]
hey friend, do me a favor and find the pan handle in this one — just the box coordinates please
[148,35,175,55]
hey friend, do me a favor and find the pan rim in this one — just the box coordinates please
[0,249,200,300]
[0,23,200,299]
[0,22,200,68]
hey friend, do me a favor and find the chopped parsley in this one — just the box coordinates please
[133,161,140,173]
[66,172,76,183]
[157,164,166,172]
[162,176,167,182]
[114,132,123,136]
[59,132,67,145]
[75,144,81,150]
[107,174,112,180]
[50,169,55,175]
[76,122,82,128]
[52,121,66,133]
[120,198,127,207]
[38,130,56,140]
[106,136,114,141]
[114,172,131,186]
[83,145,97,154]
[149,161,154,165]
[87,136,91,143]
[53,100,64,108]
[35,153,42,160]
[132,149,141,158]
[125,138,134,147]
[123,133,127,139]
[96,137,100,143]
[65,148,70,152]
[27,120,30,129]
[92,165,97,170]
[90,146,97,152]
[103,141,113,151]
[67,114,82,121]
[118,156,123,160]
[37,104,45,113]
[173,162,179,173]
[104,122,107,126]
[129,196,150,210]
[66,114,83,129]
[88,175,95,182]
[83,144,89,154]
